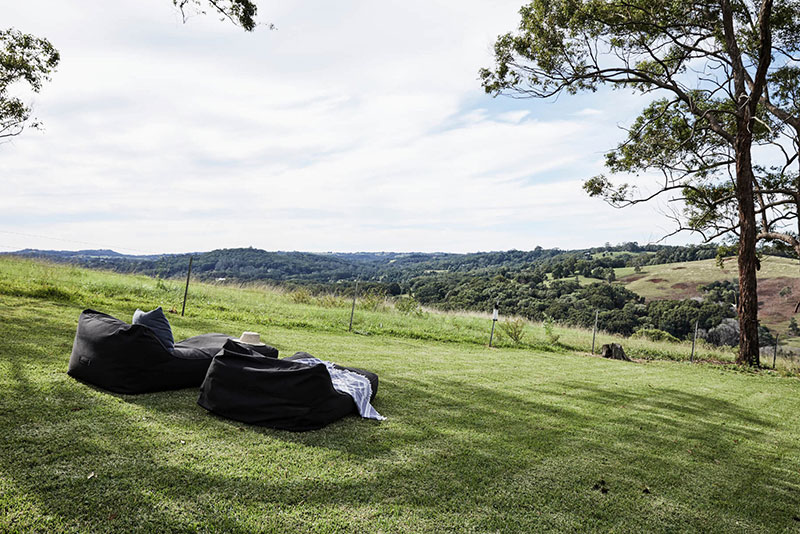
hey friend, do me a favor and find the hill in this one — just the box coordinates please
[618,256,800,331]
[1,256,800,532]
[6,245,798,342]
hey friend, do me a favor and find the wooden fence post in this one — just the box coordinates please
[181,256,193,317]
[690,320,698,363]
[591,309,598,354]
[773,334,780,370]
[489,307,498,347]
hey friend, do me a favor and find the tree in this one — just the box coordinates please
[789,316,800,335]
[0,29,60,140]
[480,0,798,366]
[1,1,265,144]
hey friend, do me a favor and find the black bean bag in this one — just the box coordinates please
[198,342,378,431]
[68,309,278,394]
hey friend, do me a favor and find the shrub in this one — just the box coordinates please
[500,318,526,344]
[289,288,313,304]
[360,289,388,312]
[316,293,346,308]
[396,295,423,316]
[543,314,560,345]
[631,328,680,343]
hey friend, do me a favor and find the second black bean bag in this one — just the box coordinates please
[198,341,378,431]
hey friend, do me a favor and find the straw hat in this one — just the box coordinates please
[235,331,265,346]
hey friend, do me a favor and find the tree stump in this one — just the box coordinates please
[600,343,631,362]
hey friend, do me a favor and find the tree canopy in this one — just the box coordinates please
[481,0,798,365]
[0,29,59,140]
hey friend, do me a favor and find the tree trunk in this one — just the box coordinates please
[734,128,760,367]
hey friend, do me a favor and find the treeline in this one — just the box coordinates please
[8,243,781,345]
[402,273,736,341]
[9,243,722,285]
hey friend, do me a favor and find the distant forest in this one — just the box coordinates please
[8,243,793,346]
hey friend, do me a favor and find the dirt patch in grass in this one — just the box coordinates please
[648,278,666,283]
[672,266,686,270]
[672,283,691,289]
[756,277,800,328]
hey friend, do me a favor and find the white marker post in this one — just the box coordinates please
[489,307,499,347]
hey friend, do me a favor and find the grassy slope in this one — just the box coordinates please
[2,257,800,533]
[619,255,800,334]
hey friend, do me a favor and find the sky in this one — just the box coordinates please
[0,0,690,254]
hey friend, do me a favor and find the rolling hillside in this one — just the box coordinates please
[618,256,800,331]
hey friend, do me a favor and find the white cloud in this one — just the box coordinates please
[0,0,684,253]
[573,108,604,117]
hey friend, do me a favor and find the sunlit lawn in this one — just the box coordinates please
[2,257,800,533]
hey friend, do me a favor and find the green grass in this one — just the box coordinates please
[2,256,800,533]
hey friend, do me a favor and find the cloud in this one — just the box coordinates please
[0,0,685,253]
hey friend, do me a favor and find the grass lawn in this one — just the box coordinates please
[2,257,800,532]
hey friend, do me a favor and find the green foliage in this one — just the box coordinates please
[716,245,738,268]
[789,317,800,336]
[700,279,738,306]
[631,328,680,344]
[395,295,423,316]
[359,288,387,312]
[499,317,527,345]
[0,28,60,139]
[543,315,560,345]
[315,293,346,308]
[173,0,261,31]
[289,288,313,304]
[759,323,777,348]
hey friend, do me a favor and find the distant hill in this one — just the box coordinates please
[2,243,729,284]
[12,248,134,258]
[6,243,798,339]
[617,256,800,330]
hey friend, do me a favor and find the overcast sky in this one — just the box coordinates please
[1,0,686,254]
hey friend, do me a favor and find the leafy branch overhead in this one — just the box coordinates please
[0,29,59,140]
[481,0,799,255]
[173,0,269,31]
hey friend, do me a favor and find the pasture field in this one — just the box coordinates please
[618,256,800,332]
[1,256,800,533]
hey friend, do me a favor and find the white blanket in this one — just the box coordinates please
[293,356,385,421]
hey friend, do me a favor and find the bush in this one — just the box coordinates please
[395,295,423,316]
[360,289,388,312]
[316,293,346,308]
[289,288,313,304]
[543,314,560,345]
[500,318,526,344]
[631,328,680,343]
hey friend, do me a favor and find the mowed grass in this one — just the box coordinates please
[2,257,800,533]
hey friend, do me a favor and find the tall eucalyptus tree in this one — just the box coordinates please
[481,0,799,365]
